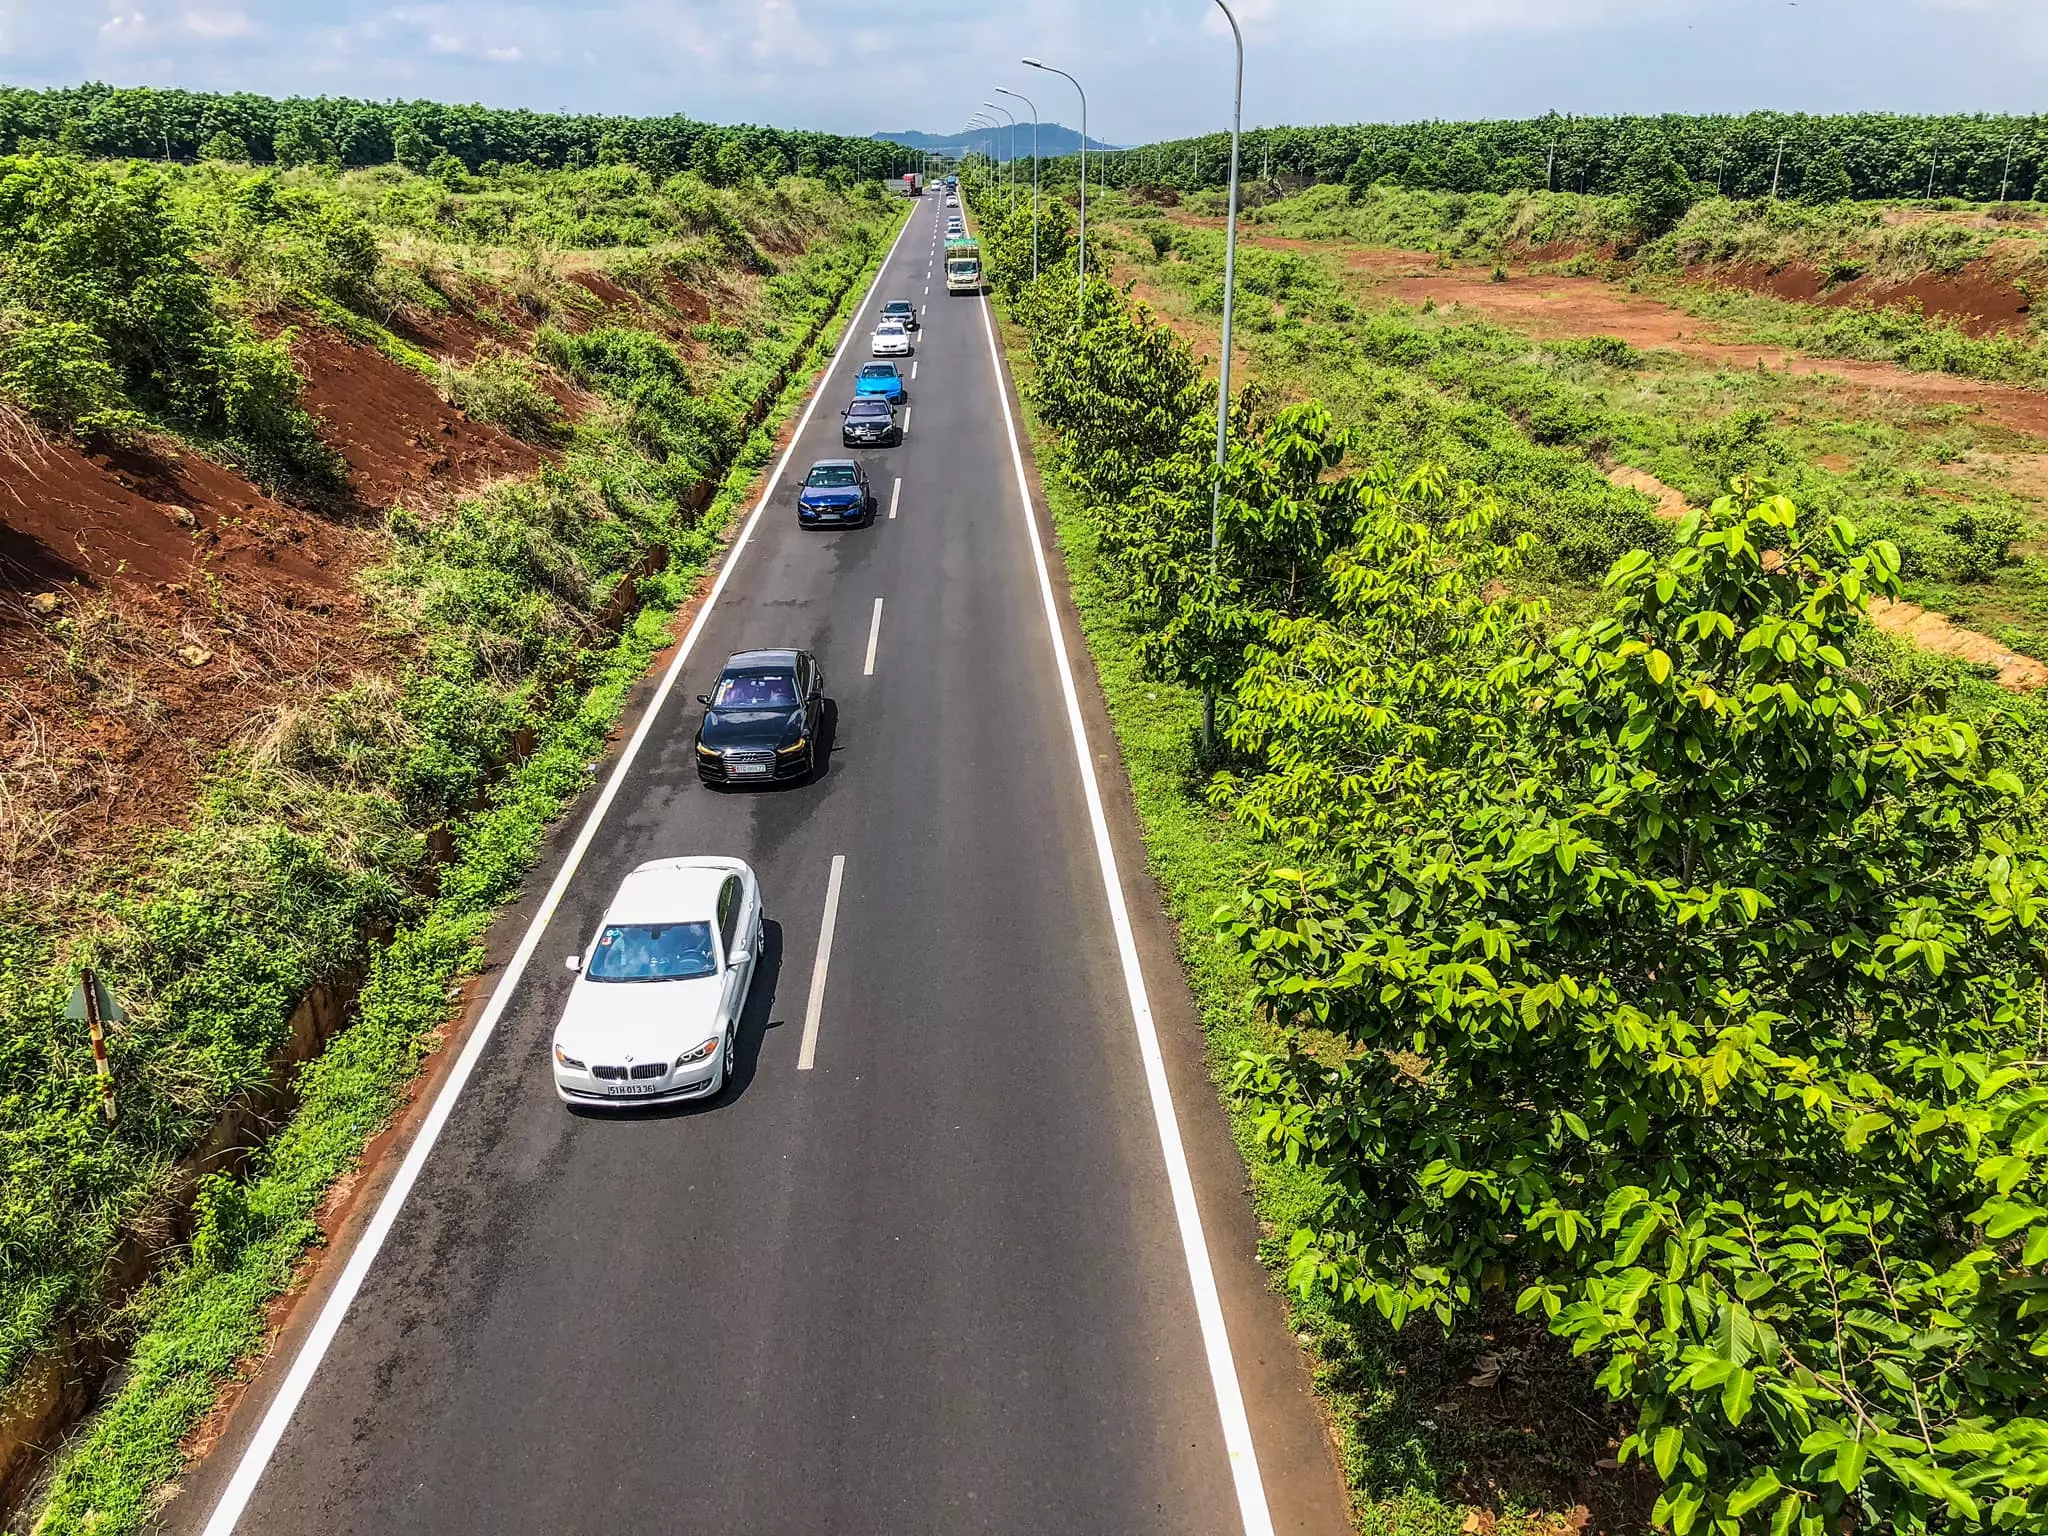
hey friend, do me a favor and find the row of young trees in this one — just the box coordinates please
[0,85,908,186]
[967,170,2048,1534]
[1053,112,2048,205]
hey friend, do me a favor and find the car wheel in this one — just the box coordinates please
[805,738,819,782]
[719,1026,736,1089]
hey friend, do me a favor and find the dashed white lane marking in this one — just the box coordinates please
[911,360,919,380]
[863,596,884,676]
[796,855,847,1071]
[900,406,911,437]
[889,477,901,519]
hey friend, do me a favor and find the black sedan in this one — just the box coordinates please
[694,650,825,787]
[880,298,919,332]
[797,459,874,527]
[841,397,900,448]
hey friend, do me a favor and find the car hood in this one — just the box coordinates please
[801,484,865,503]
[699,708,801,749]
[854,377,899,393]
[556,973,724,1062]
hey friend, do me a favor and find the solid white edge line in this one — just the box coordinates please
[197,202,919,1536]
[862,596,884,676]
[795,854,847,1071]
[889,477,902,520]
[974,295,1277,1536]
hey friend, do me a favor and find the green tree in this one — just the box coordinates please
[1222,485,2048,1536]
[1803,145,1855,204]
[199,131,247,162]
[1438,137,1489,193]
[272,114,330,169]
[391,119,435,174]
[1618,139,1696,235]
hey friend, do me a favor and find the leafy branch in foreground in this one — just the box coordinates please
[1220,481,2048,1533]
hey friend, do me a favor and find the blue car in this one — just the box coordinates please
[853,361,905,404]
[797,459,875,527]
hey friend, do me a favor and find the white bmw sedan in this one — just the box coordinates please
[553,857,763,1108]
[871,321,912,357]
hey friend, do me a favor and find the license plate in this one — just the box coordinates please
[731,762,770,777]
[605,1080,663,1096]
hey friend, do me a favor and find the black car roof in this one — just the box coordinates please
[883,299,913,308]
[846,398,892,413]
[724,648,800,671]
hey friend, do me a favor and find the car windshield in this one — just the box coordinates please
[860,364,896,379]
[848,401,890,417]
[714,671,798,708]
[586,921,717,982]
[876,323,904,335]
[806,465,859,487]
[947,259,978,272]
[884,303,912,315]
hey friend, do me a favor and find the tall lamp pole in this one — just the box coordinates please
[1201,0,1245,757]
[982,101,1019,210]
[1024,56,1088,305]
[996,85,1041,280]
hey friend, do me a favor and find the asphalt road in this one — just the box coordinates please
[173,195,1346,1536]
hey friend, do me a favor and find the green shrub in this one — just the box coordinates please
[438,345,566,442]
[0,313,144,438]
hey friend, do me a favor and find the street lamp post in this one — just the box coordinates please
[1203,0,1245,759]
[1024,56,1087,306]
[996,86,1041,280]
[982,101,1019,210]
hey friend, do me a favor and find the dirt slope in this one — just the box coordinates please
[0,326,540,887]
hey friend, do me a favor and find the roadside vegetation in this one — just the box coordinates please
[970,168,2048,1536]
[0,138,903,1532]
[1088,187,2048,681]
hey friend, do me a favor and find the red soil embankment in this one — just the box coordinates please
[0,311,544,882]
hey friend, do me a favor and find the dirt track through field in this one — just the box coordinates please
[1184,219,2048,441]
[1602,464,2048,688]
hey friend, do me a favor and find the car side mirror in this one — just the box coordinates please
[564,954,581,974]
[696,693,711,706]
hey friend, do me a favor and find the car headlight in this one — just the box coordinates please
[695,741,718,758]
[676,1037,720,1067]
[777,737,807,755]
[554,1043,585,1070]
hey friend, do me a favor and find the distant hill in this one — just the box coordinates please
[873,125,1117,162]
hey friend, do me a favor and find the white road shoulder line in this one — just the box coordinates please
[974,295,1277,1536]
[863,597,884,675]
[196,205,919,1536]
[889,477,902,520]
[796,854,846,1071]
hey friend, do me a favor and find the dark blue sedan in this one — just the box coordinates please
[853,361,906,404]
[797,459,875,528]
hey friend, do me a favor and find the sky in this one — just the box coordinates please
[0,0,2044,141]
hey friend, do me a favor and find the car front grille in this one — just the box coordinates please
[724,750,775,772]
[591,1061,669,1082]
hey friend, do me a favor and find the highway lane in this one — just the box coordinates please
[173,193,1325,1536]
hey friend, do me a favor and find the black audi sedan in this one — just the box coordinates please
[694,650,825,787]
[841,397,899,448]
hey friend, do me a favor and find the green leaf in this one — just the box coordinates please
[1721,1367,1754,1426]
[1728,1468,1782,1518]
[1654,1424,1684,1479]
[1648,649,1673,685]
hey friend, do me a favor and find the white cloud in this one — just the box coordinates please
[180,6,254,38]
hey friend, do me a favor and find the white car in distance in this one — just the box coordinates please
[871,321,912,357]
[553,857,763,1108]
